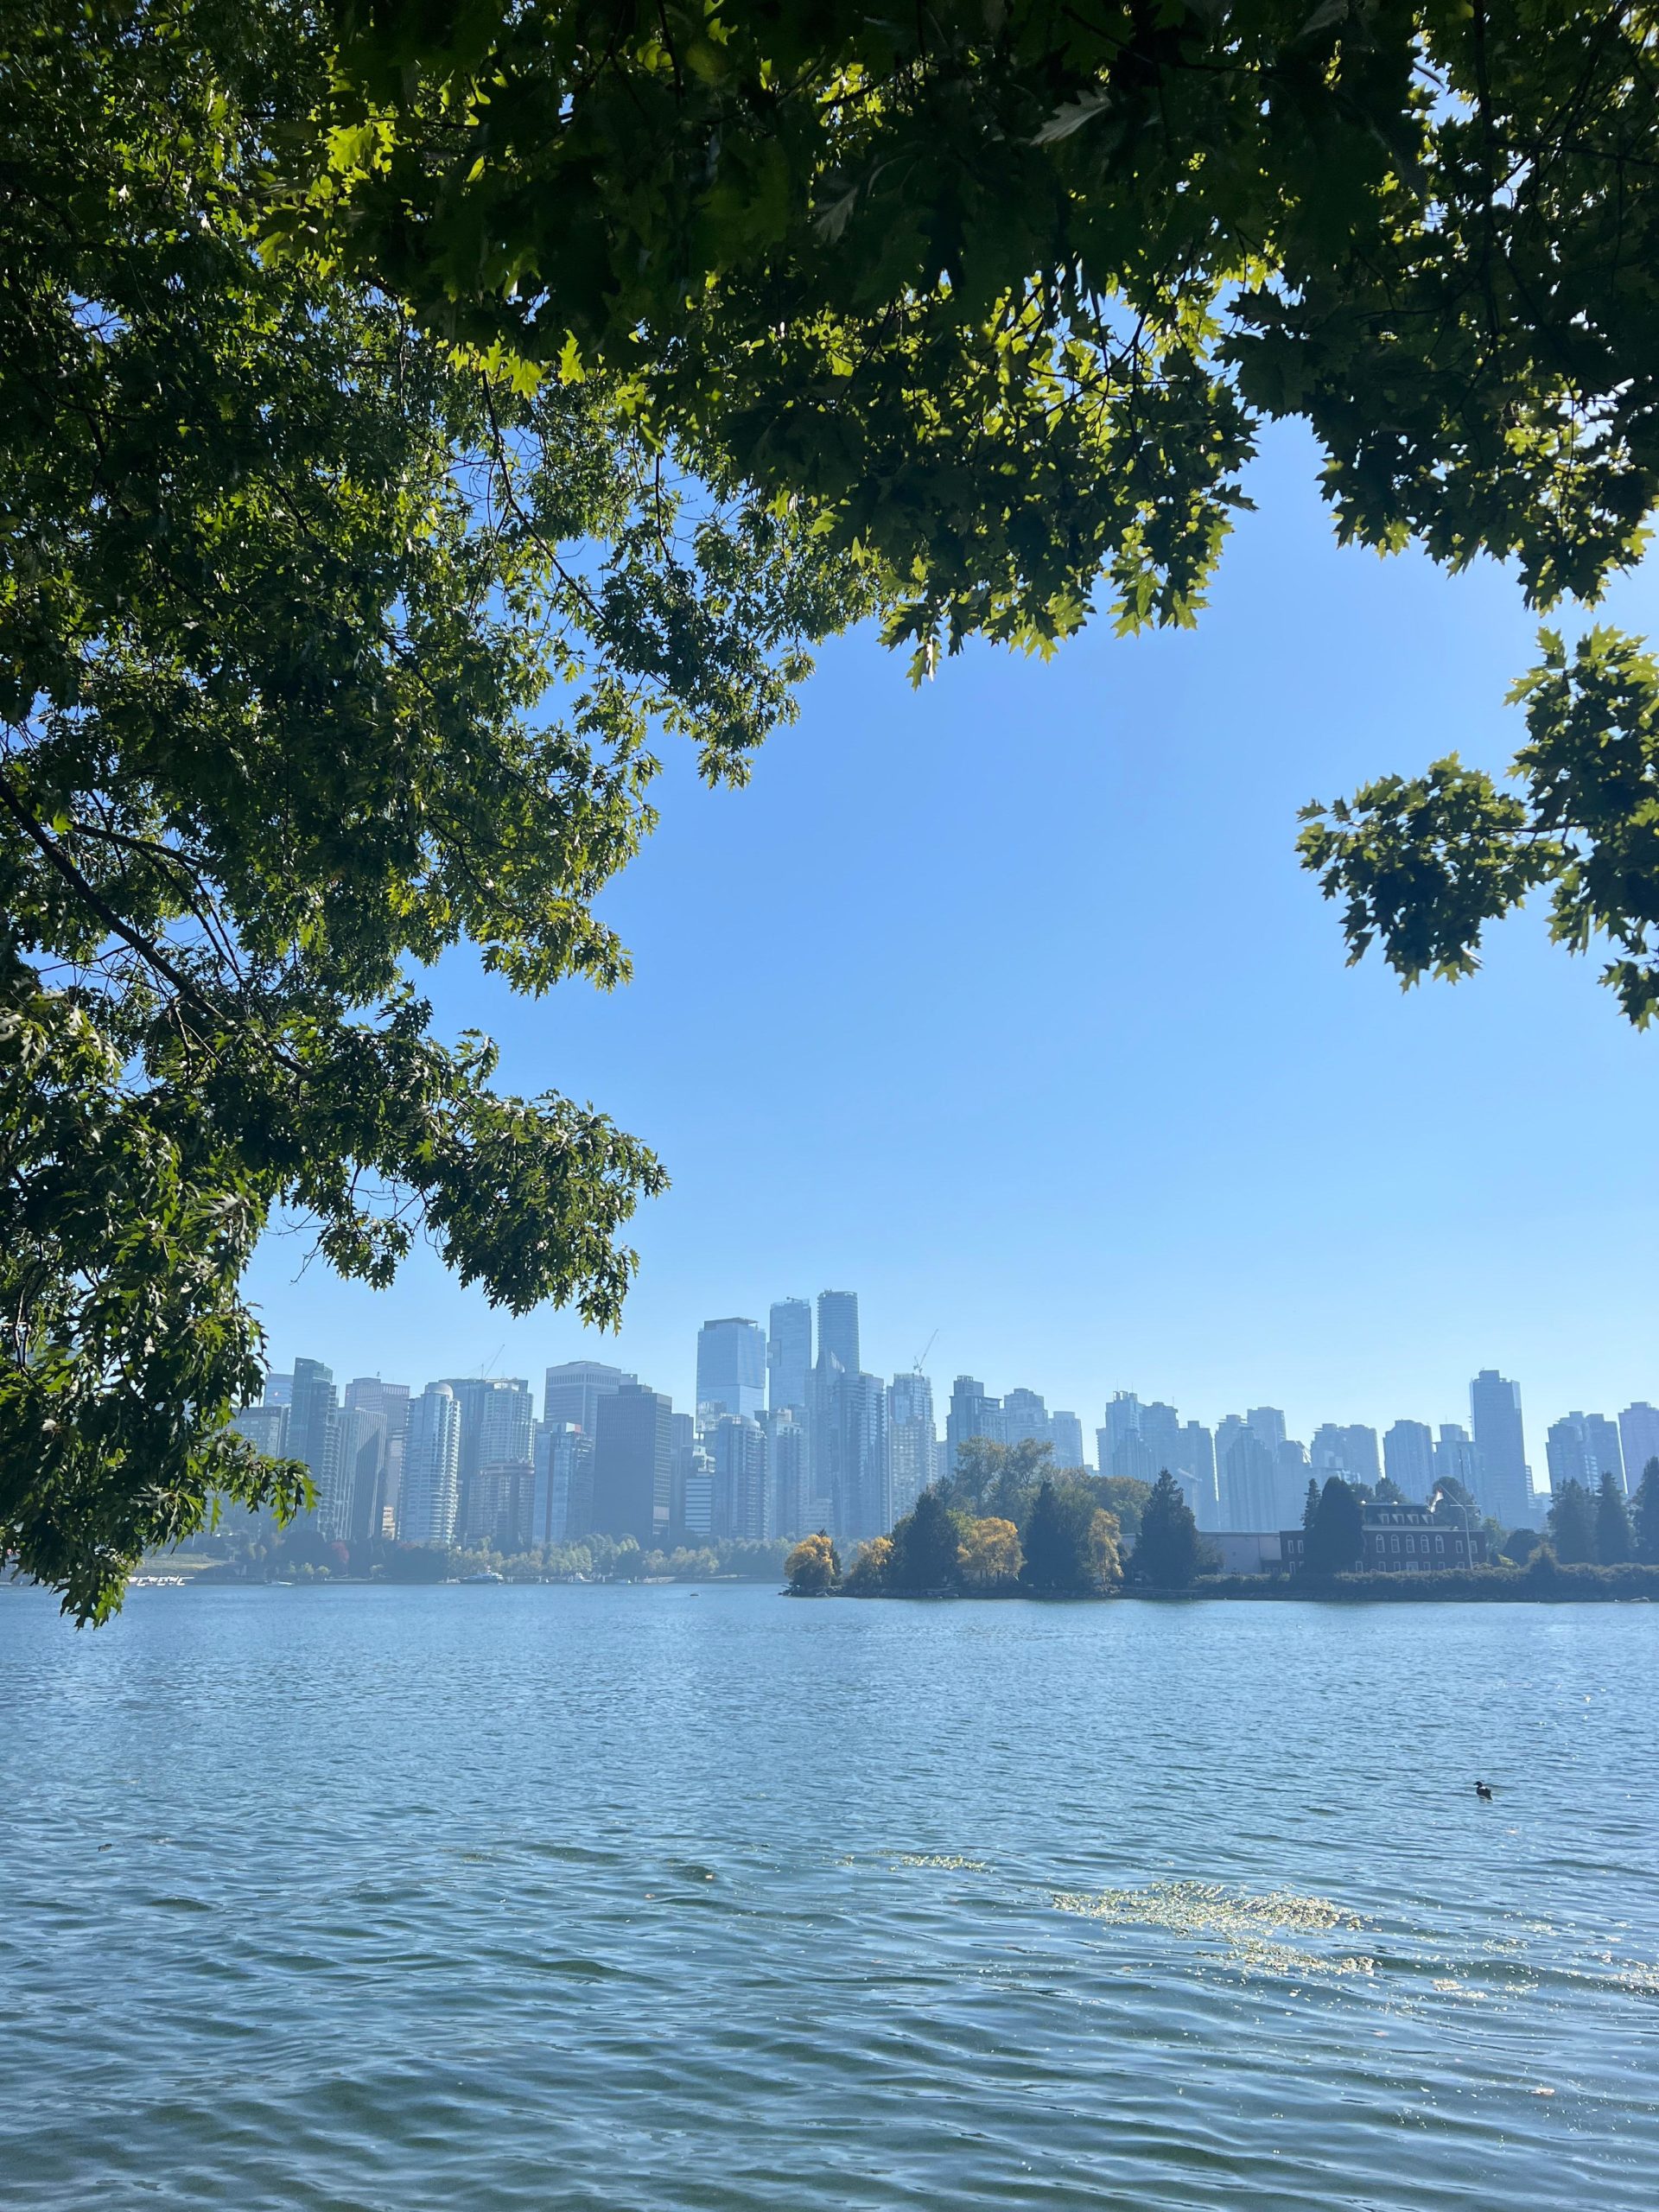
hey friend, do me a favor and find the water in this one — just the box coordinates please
[2,1585,1656,2209]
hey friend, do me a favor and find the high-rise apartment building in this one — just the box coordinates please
[590,1382,673,1546]
[825,1370,890,1541]
[230,1401,288,1457]
[1001,1388,1050,1447]
[1310,1423,1382,1486]
[1546,1412,1624,1497]
[1582,1414,1624,1493]
[696,1317,767,1428]
[1383,1420,1435,1502]
[1137,1402,1182,1480]
[887,1371,937,1519]
[1103,1392,1141,1465]
[1620,1403,1659,1491]
[712,1414,769,1541]
[1469,1369,1532,1527]
[344,1377,410,1535]
[816,1291,860,1381]
[1433,1422,1479,1493]
[543,1359,636,1437]
[289,1357,339,1493]
[1219,1425,1276,1529]
[442,1376,534,1545]
[1050,1410,1087,1471]
[1274,1437,1311,1526]
[1211,1415,1238,1503]
[668,1410,696,1529]
[1247,1407,1287,1453]
[767,1299,813,1414]
[770,1409,811,1538]
[398,1382,461,1546]
[531,1421,590,1548]
[946,1376,1001,1473]
[1177,1421,1218,1528]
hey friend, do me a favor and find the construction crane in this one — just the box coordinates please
[912,1330,938,1375]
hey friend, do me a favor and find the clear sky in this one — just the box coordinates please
[245,421,1659,1465]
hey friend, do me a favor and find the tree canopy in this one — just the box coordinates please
[1,0,853,1619]
[296,2,1659,1014]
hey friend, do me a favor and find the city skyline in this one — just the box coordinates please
[243,1281,1659,1565]
[251,1309,1659,1511]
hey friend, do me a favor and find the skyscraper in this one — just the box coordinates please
[669,1410,696,1529]
[1383,1420,1435,1502]
[946,1376,1001,1473]
[1274,1437,1311,1526]
[1103,1392,1141,1465]
[1219,1425,1276,1528]
[441,1376,534,1544]
[1620,1402,1659,1492]
[1470,1368,1532,1527]
[1247,1407,1287,1453]
[398,1382,461,1546]
[1214,1414,1246,1491]
[1582,1413,1624,1493]
[344,1377,410,1535]
[321,1405,389,1547]
[696,1317,766,1428]
[767,1299,812,1414]
[1433,1423,1479,1493]
[1176,1421,1218,1528]
[1050,1410,1086,1471]
[531,1421,590,1548]
[825,1369,890,1541]
[770,1409,811,1538]
[543,1359,635,1436]
[1546,1412,1624,1497]
[1310,1423,1382,1485]
[1001,1387,1050,1447]
[590,1382,673,1546]
[230,1401,288,1457]
[1138,1401,1183,1480]
[712,1414,769,1540]
[289,1357,338,1493]
[817,1290,860,1379]
[887,1371,936,1518]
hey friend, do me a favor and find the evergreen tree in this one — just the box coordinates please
[887,1489,961,1594]
[1019,1479,1121,1595]
[1305,1477,1365,1576]
[1596,1470,1635,1565]
[1548,1478,1597,1566]
[1133,1471,1205,1590]
[1633,1459,1659,1565]
[1302,1478,1321,1530]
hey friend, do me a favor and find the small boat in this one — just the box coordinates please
[460,1571,504,1585]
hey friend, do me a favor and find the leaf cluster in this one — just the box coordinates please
[1,0,857,1618]
[302,2,1659,671]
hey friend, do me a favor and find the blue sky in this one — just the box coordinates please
[245,421,1659,1464]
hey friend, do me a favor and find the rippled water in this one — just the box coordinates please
[3,1585,1656,2209]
